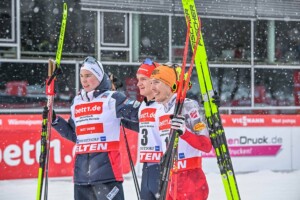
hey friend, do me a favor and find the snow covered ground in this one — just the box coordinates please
[0,170,300,200]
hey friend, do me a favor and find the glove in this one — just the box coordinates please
[200,91,221,107]
[108,72,123,91]
[212,91,221,107]
[52,110,57,123]
[170,115,186,136]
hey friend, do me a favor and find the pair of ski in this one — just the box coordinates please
[157,16,202,200]
[36,3,67,200]
[158,0,241,199]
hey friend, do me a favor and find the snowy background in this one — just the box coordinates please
[1,170,300,200]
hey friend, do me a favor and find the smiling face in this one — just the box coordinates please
[80,69,100,92]
[151,78,173,104]
[137,73,154,100]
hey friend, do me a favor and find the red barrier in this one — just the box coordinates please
[0,114,138,180]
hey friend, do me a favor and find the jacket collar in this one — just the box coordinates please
[163,94,177,113]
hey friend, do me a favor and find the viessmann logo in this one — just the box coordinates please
[7,119,41,125]
[231,116,265,126]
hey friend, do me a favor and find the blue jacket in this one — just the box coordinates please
[52,73,139,185]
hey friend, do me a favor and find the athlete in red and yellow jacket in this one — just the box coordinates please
[151,64,212,200]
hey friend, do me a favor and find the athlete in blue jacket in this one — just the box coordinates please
[52,56,139,200]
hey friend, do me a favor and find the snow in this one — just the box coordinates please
[0,170,300,200]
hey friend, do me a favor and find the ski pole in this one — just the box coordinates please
[120,123,141,200]
[36,4,67,200]
[158,20,191,199]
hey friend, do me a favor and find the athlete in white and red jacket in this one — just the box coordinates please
[136,58,163,200]
[52,56,139,200]
[150,64,212,200]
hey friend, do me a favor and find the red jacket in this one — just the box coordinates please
[167,130,212,200]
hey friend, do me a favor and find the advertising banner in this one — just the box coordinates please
[1,114,300,179]
[202,115,300,173]
[0,114,138,180]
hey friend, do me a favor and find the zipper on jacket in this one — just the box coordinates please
[87,153,91,184]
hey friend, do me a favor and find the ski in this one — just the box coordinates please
[158,18,201,200]
[181,0,241,199]
[36,3,67,200]
[157,20,191,200]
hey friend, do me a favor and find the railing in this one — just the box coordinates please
[1,106,300,114]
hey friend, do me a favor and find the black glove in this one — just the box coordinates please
[113,77,123,90]
[200,91,221,107]
[108,72,123,91]
[52,110,57,123]
[212,91,221,107]
[170,115,186,136]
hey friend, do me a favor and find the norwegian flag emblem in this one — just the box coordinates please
[190,110,198,118]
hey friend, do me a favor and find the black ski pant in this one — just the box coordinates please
[74,181,124,200]
[141,163,160,200]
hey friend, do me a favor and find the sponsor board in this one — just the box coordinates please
[1,114,300,179]
[0,114,138,180]
[202,115,300,172]
[221,115,300,127]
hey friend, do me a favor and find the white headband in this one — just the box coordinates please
[81,61,104,82]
